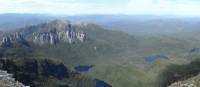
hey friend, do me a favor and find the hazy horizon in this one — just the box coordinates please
[1,0,200,16]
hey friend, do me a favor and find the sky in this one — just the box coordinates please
[0,0,200,16]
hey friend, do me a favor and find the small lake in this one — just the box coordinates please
[74,65,94,72]
[190,48,200,53]
[144,55,169,62]
[96,79,112,87]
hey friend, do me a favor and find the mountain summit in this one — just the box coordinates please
[0,20,87,47]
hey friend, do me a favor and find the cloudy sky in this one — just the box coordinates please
[0,0,200,16]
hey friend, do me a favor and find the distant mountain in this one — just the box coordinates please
[0,19,87,47]
[100,18,199,33]
[0,19,135,46]
[0,13,55,31]
[1,14,200,33]
[66,15,200,34]
[0,19,137,67]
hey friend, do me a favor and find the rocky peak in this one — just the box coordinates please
[45,19,72,32]
[32,20,86,45]
[73,21,90,27]
[48,19,70,26]
[0,20,87,46]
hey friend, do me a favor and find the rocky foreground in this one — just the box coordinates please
[0,70,29,87]
[168,74,200,87]
[0,58,96,87]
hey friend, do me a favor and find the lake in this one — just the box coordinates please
[144,55,169,62]
[96,79,112,87]
[190,48,200,53]
[74,64,94,72]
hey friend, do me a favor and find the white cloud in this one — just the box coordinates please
[125,0,200,16]
[0,0,119,15]
[0,0,200,16]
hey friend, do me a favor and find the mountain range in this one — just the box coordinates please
[1,14,200,87]
[1,14,200,34]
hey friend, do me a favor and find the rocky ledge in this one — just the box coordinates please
[0,70,29,87]
[168,74,200,87]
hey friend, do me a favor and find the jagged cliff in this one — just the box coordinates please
[0,32,28,47]
[32,28,85,45]
[31,20,86,45]
[0,20,86,47]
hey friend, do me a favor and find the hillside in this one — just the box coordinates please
[0,57,95,87]
[0,19,137,66]
[1,19,200,87]
[0,19,138,87]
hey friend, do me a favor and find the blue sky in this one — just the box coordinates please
[0,0,200,16]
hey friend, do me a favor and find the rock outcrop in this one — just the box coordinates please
[32,28,85,45]
[0,70,29,87]
[0,20,86,47]
[32,20,86,45]
[0,32,27,47]
[168,74,200,87]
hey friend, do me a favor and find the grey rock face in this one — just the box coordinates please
[77,32,86,42]
[1,36,12,47]
[0,20,87,46]
[33,30,86,45]
[33,32,59,45]
[0,32,25,47]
